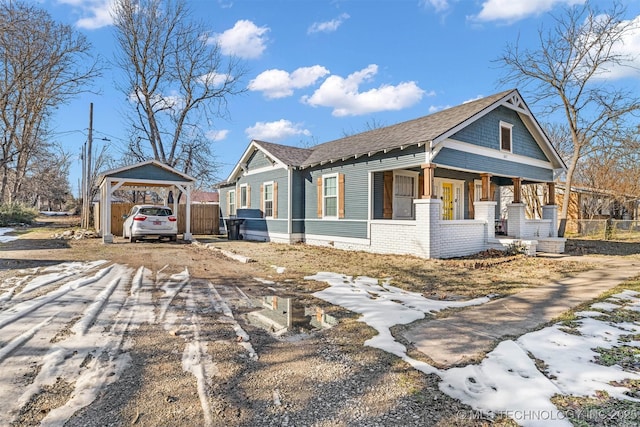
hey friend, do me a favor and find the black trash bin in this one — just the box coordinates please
[225,218,245,240]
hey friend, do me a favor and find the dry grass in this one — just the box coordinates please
[5,215,635,300]
[202,239,596,298]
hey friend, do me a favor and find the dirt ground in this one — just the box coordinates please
[1,216,638,426]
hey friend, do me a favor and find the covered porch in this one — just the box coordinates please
[367,163,565,259]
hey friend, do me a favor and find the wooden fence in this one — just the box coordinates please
[94,203,220,237]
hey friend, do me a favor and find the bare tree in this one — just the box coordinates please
[496,1,640,235]
[111,0,246,183]
[20,145,72,211]
[341,118,387,137]
[0,1,100,203]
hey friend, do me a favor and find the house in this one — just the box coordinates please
[180,190,219,204]
[217,89,567,258]
[554,184,639,234]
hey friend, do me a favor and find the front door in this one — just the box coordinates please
[442,183,454,220]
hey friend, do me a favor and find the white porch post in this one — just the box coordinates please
[414,198,441,259]
[542,205,559,237]
[507,203,526,238]
[474,200,497,240]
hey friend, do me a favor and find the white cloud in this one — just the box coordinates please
[463,94,484,104]
[429,94,481,113]
[307,13,350,34]
[420,0,452,13]
[128,89,184,113]
[474,0,585,23]
[57,0,115,29]
[603,15,640,79]
[217,0,233,9]
[206,129,229,141]
[197,72,229,87]
[302,64,426,117]
[428,104,449,113]
[210,20,269,59]
[248,66,330,99]
[245,119,311,142]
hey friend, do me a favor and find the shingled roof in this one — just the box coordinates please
[247,89,517,170]
[252,140,313,166]
[224,88,560,184]
[300,89,515,167]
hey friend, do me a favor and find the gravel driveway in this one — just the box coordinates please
[0,231,488,427]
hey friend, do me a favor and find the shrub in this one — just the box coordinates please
[0,203,39,226]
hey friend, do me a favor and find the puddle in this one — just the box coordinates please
[246,295,337,336]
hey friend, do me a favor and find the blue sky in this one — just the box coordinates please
[35,0,640,194]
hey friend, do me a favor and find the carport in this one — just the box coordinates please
[97,160,196,243]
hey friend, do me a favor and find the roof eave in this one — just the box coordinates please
[301,141,428,169]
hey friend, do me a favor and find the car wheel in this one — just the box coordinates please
[170,235,177,242]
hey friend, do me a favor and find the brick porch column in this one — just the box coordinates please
[542,205,559,237]
[474,200,497,240]
[415,198,441,258]
[507,203,526,238]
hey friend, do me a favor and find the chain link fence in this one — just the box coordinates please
[568,219,640,240]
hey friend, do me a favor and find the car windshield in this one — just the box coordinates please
[139,207,172,216]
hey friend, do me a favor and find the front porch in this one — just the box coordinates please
[365,163,565,259]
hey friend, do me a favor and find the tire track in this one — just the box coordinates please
[0,265,114,330]
[2,264,133,426]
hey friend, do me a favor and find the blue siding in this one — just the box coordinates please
[246,150,274,171]
[111,164,191,181]
[305,220,368,239]
[452,106,548,161]
[241,218,288,234]
[301,145,425,239]
[434,147,553,182]
[291,171,306,219]
[305,145,425,221]
[219,167,289,222]
[372,172,384,219]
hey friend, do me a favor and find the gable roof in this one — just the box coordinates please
[302,89,517,167]
[99,160,196,187]
[224,89,565,183]
[252,140,313,166]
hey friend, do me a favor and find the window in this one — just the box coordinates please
[323,175,338,217]
[228,190,236,216]
[240,184,248,208]
[474,181,483,202]
[393,172,417,219]
[500,121,513,152]
[317,173,344,218]
[263,182,273,217]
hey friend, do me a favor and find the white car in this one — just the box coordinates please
[122,205,178,243]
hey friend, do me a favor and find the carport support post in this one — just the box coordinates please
[176,183,193,241]
[102,178,114,243]
[100,178,124,244]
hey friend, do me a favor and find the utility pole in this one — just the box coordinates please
[82,103,93,229]
[81,143,86,227]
